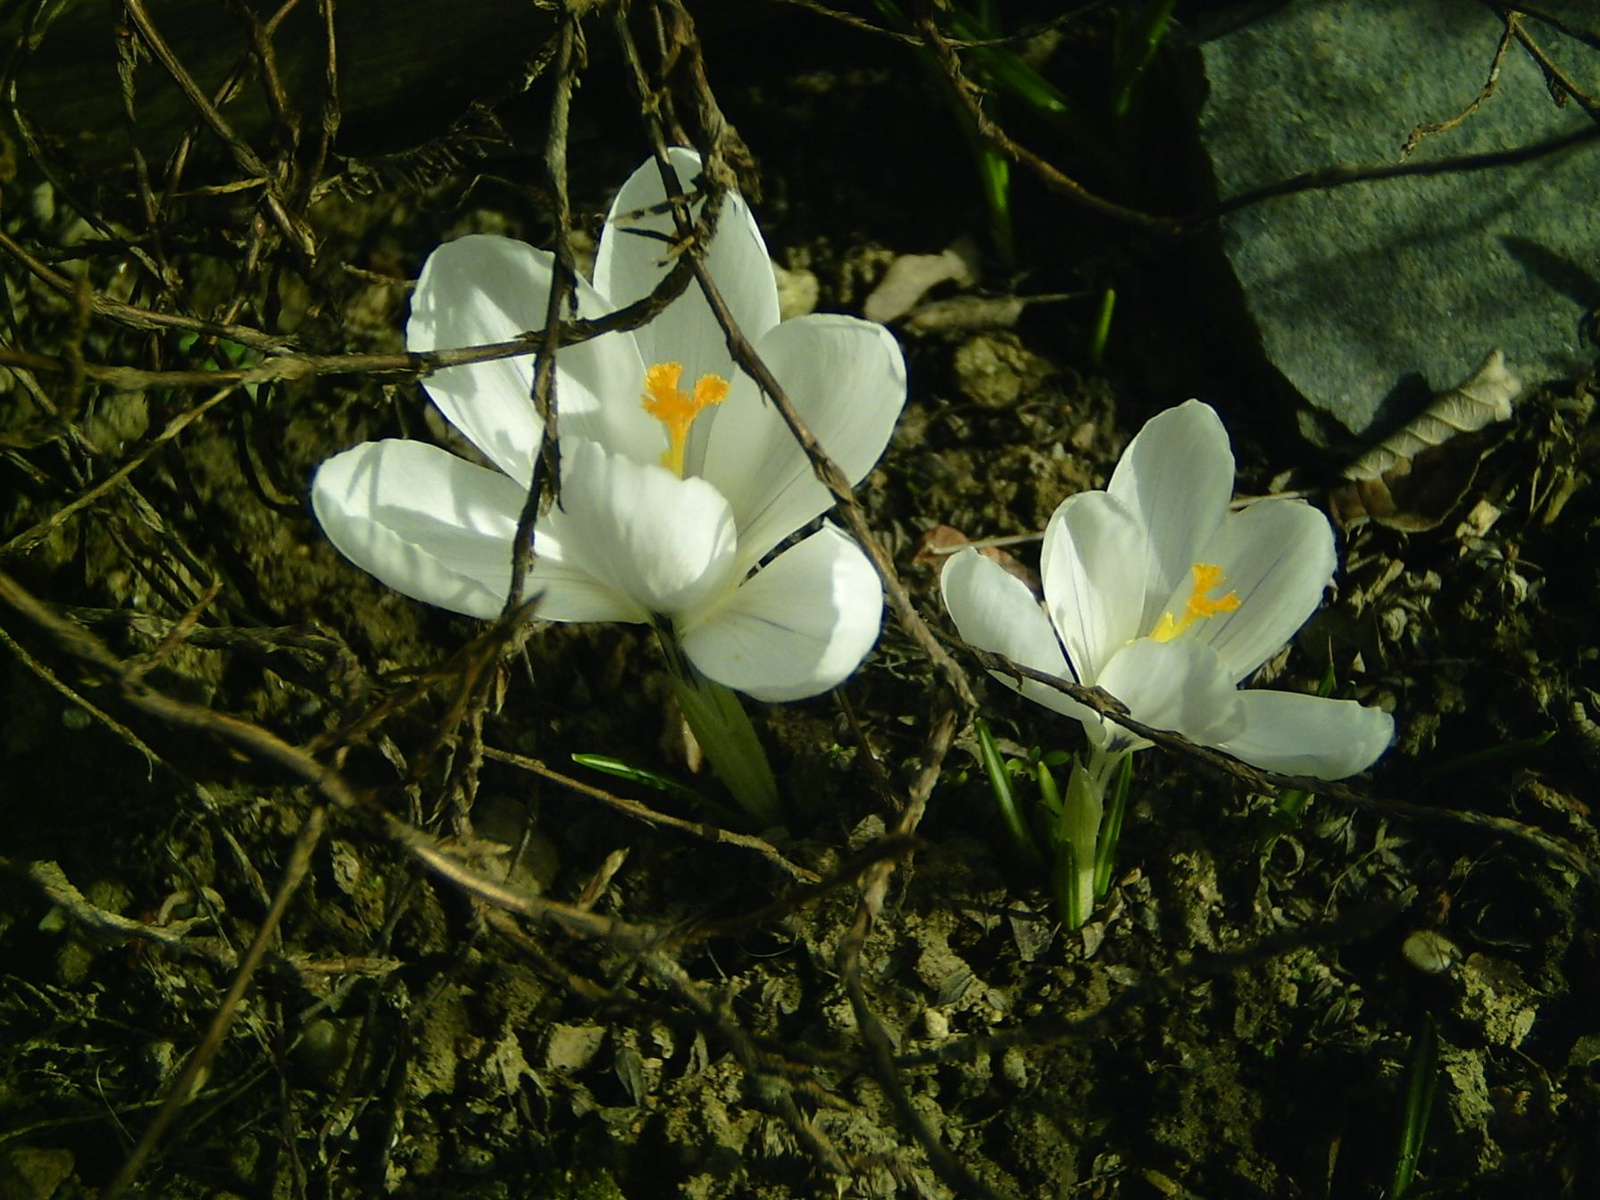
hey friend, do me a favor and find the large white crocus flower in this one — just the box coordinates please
[311,149,906,705]
[942,400,1393,780]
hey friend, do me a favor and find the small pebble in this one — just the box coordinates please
[1402,929,1459,974]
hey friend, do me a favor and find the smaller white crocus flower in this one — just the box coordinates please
[312,150,906,824]
[942,400,1394,779]
[946,400,1392,926]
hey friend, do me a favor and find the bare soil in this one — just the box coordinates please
[2,5,1597,1199]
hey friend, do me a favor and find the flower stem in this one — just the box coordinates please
[663,648,783,830]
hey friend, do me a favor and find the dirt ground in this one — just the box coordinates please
[2,4,1598,1199]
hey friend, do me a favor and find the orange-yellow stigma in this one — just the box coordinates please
[1149,562,1241,642]
[641,361,729,476]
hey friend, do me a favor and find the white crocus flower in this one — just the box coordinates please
[311,150,906,707]
[942,400,1394,779]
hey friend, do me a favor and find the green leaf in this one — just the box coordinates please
[571,753,747,830]
[1092,752,1132,899]
[666,664,783,829]
[976,717,1043,866]
[1390,1012,1440,1199]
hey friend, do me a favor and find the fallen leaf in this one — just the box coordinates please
[862,238,980,324]
[1330,349,1520,531]
[912,525,1041,593]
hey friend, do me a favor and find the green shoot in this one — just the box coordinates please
[976,718,1043,865]
[1035,757,1062,818]
[974,138,1016,268]
[1111,0,1180,120]
[1053,840,1083,931]
[571,753,748,830]
[973,731,1128,929]
[1088,287,1116,367]
[1390,1012,1439,1199]
[1093,750,1132,899]
[1419,730,1556,780]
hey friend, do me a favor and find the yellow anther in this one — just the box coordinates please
[1149,562,1241,642]
[641,361,729,476]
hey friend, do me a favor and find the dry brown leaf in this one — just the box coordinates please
[1344,348,1520,481]
[912,525,1041,593]
[1329,349,1521,532]
[862,238,980,324]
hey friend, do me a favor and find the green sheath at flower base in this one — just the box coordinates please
[1057,746,1122,930]
[668,660,782,830]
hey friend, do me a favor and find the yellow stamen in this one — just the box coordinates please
[1149,562,1241,642]
[641,360,730,476]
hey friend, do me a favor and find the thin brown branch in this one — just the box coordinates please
[620,85,978,715]
[482,745,823,883]
[894,894,1408,1070]
[678,832,925,942]
[640,949,853,1180]
[770,0,1096,51]
[122,0,317,259]
[834,709,999,1199]
[0,621,161,776]
[956,640,1598,885]
[0,247,707,393]
[0,381,247,560]
[1510,17,1600,124]
[102,804,326,1200]
[1486,1,1600,51]
[1403,15,1518,155]
[299,0,341,201]
[911,8,1178,231]
[0,857,236,967]
[0,225,291,353]
[507,6,581,615]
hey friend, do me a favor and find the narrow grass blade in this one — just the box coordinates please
[1390,1011,1439,1199]
[1088,287,1116,366]
[976,718,1042,865]
[571,753,747,829]
[1092,752,1131,899]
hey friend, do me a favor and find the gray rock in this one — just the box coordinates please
[1196,0,1600,436]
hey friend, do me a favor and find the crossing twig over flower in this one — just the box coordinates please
[942,400,1394,780]
[312,149,904,703]
[312,150,907,823]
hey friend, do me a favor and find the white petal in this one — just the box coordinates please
[1097,638,1245,748]
[592,148,780,388]
[1192,499,1337,682]
[542,439,739,617]
[940,548,1100,729]
[1107,400,1235,634]
[698,315,906,567]
[520,522,653,626]
[1213,691,1395,779]
[679,525,882,702]
[1041,491,1150,685]
[310,440,524,618]
[406,234,661,485]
